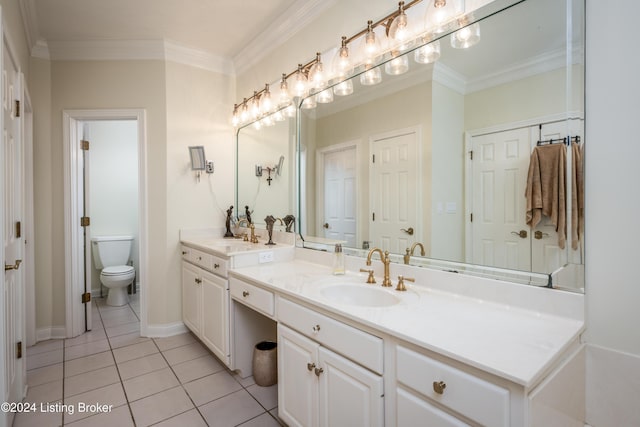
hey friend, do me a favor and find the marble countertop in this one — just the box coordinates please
[229,259,584,388]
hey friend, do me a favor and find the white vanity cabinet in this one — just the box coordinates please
[181,245,230,365]
[277,298,384,427]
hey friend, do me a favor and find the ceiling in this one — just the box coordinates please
[22,0,310,60]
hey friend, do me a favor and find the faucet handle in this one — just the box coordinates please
[359,268,376,284]
[396,275,415,292]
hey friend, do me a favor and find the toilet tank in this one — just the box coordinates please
[91,236,133,269]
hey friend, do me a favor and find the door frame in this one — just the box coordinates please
[316,140,360,244]
[63,109,148,338]
[22,79,35,347]
[464,111,584,263]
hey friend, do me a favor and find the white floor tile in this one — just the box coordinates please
[105,321,140,338]
[152,409,207,427]
[26,349,63,370]
[129,386,195,427]
[183,370,242,406]
[63,383,127,424]
[117,353,168,381]
[247,383,279,411]
[172,354,224,384]
[12,407,62,427]
[64,404,133,427]
[123,367,179,402]
[64,365,120,398]
[23,379,63,404]
[100,309,139,328]
[26,363,63,387]
[112,340,158,364]
[238,412,282,427]
[64,329,107,348]
[162,341,209,366]
[153,332,196,351]
[64,339,110,361]
[27,340,64,356]
[64,351,114,377]
[199,389,265,427]
[108,331,149,349]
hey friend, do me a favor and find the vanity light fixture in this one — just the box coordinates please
[301,95,317,109]
[426,0,464,33]
[361,20,382,65]
[277,73,292,107]
[284,104,296,118]
[450,21,481,49]
[231,104,240,127]
[293,64,308,97]
[240,99,249,123]
[414,39,441,64]
[332,36,353,79]
[261,84,273,114]
[250,91,261,120]
[316,88,334,104]
[308,53,327,90]
[360,64,383,86]
[385,51,410,75]
[333,79,354,96]
[387,1,415,51]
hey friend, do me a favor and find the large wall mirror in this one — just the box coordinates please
[297,0,585,292]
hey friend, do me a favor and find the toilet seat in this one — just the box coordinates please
[101,265,135,276]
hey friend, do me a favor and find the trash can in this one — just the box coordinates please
[252,341,277,387]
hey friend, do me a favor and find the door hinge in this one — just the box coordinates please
[470,213,473,222]
[81,140,90,150]
[81,292,91,304]
[469,150,473,160]
[372,154,375,163]
[16,221,21,238]
[81,216,90,227]
[15,100,20,117]
[16,341,22,359]
[372,212,375,221]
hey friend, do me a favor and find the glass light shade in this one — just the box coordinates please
[252,120,262,130]
[250,92,261,119]
[301,96,317,110]
[240,100,249,123]
[331,36,353,79]
[273,109,285,122]
[293,65,308,97]
[263,115,275,127]
[360,65,382,86]
[388,3,415,51]
[308,53,327,90]
[451,22,481,49]
[414,39,441,64]
[360,21,381,65]
[231,105,240,127]
[277,74,292,107]
[333,79,354,96]
[385,53,409,75]
[284,104,296,118]
[316,88,334,104]
[261,84,273,114]
[426,0,464,33]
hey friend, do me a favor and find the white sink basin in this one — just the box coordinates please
[320,284,401,307]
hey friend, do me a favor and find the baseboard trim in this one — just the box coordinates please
[36,326,67,341]
[144,321,188,338]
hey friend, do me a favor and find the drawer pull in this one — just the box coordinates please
[433,381,447,395]
[314,367,324,377]
[312,324,321,333]
[242,291,250,297]
[307,362,316,372]
[182,251,188,255]
[214,263,220,269]
[197,256,202,261]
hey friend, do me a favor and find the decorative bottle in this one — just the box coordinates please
[333,244,345,275]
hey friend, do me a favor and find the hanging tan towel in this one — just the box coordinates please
[571,142,584,250]
[525,144,567,249]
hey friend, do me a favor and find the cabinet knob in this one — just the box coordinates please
[312,324,321,333]
[214,263,220,269]
[182,251,188,255]
[195,278,202,285]
[197,256,202,261]
[307,362,316,372]
[314,367,324,377]
[242,291,250,297]
[433,381,447,395]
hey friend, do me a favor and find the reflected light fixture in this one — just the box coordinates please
[301,95,317,109]
[273,109,285,122]
[388,1,414,51]
[307,53,327,91]
[277,73,292,107]
[360,64,382,86]
[451,21,481,49]
[334,79,354,96]
[414,39,441,64]
[284,104,296,118]
[316,88,334,104]
[293,64,308,97]
[385,51,409,75]
[426,0,464,33]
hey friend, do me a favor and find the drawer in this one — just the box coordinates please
[184,246,228,276]
[230,277,275,317]
[396,345,509,427]
[397,388,470,427]
[278,297,383,375]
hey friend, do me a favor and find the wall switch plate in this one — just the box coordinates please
[259,251,274,263]
[205,161,214,174]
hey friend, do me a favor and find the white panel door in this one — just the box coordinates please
[322,146,357,247]
[278,324,320,427]
[471,128,531,271]
[318,346,384,427]
[200,270,229,364]
[370,130,419,253]
[2,27,25,422]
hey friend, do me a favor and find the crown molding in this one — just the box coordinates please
[164,40,234,75]
[432,62,467,94]
[233,0,337,76]
[31,39,50,60]
[19,0,39,51]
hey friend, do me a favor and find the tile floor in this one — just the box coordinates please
[14,294,282,427]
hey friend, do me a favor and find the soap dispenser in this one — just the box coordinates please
[333,244,345,275]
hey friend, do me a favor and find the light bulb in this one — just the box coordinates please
[334,79,354,96]
[316,88,334,104]
[261,84,273,114]
[361,20,381,65]
[414,39,441,64]
[451,22,481,49]
[308,53,326,91]
[240,99,249,123]
[360,64,382,86]
[293,64,308,97]
[385,52,409,76]
[250,91,260,119]
[332,36,353,79]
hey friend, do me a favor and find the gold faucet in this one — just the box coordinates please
[404,242,425,264]
[249,224,258,243]
[366,248,392,287]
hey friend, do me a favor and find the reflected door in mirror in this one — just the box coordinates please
[320,146,357,247]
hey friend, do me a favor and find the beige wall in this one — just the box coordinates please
[1,0,31,76]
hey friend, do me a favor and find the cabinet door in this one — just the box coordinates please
[397,388,470,427]
[318,347,384,427]
[201,270,229,364]
[181,262,201,336]
[278,325,320,427]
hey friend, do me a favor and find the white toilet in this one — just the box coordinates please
[91,235,136,306]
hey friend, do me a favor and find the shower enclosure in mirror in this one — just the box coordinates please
[296,0,585,292]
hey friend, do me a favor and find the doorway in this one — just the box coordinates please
[63,110,148,339]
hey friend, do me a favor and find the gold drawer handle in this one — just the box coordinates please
[182,251,188,255]
[307,362,316,371]
[242,291,250,297]
[214,263,220,269]
[314,367,324,377]
[5,259,22,271]
[433,381,447,395]
[194,278,202,284]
